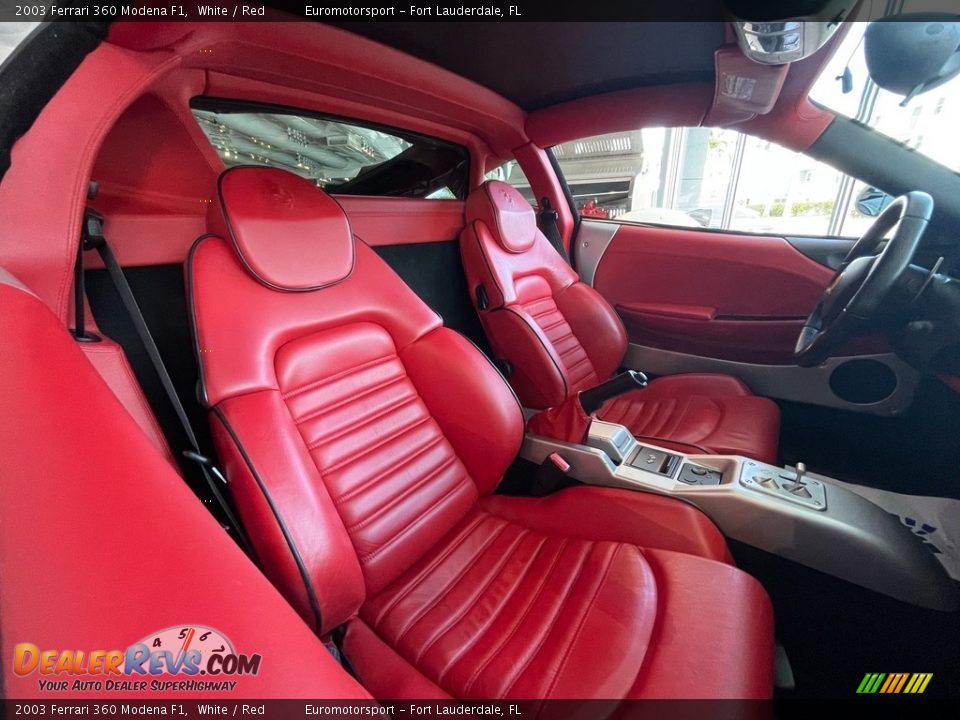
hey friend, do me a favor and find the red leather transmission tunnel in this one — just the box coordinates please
[459,180,780,463]
[188,167,774,699]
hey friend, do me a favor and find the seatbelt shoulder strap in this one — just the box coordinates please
[79,209,256,559]
[538,196,570,263]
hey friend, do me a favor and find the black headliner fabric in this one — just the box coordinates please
[331,22,724,110]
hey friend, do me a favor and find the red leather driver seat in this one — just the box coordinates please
[460,181,781,463]
[189,167,774,699]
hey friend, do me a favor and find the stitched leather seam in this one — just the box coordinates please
[388,521,512,640]
[434,535,550,688]
[319,415,433,475]
[562,354,592,372]
[358,480,473,565]
[290,372,407,425]
[501,542,593,698]
[333,435,445,507]
[462,537,571,696]
[369,512,490,628]
[542,544,619,699]
[410,529,532,665]
[345,454,460,534]
[281,352,398,400]
[537,317,568,333]
[304,393,420,450]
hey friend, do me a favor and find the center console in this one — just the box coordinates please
[522,419,958,611]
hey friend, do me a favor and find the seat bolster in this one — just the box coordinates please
[601,381,782,463]
[342,620,451,699]
[212,392,367,634]
[554,281,628,388]
[626,549,774,699]
[480,307,570,408]
[636,372,754,399]
[460,221,509,309]
[479,486,732,563]
[401,327,524,496]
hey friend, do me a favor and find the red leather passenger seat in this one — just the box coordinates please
[460,181,780,463]
[189,167,774,699]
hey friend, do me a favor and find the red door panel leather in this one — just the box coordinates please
[594,223,834,364]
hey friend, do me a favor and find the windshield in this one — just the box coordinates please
[811,12,960,174]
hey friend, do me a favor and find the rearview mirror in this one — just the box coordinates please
[856,187,894,217]
[865,14,960,105]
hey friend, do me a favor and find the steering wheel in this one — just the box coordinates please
[794,191,933,368]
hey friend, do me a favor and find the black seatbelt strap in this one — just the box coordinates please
[78,209,256,559]
[537,196,570,263]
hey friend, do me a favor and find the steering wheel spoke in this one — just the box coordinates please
[794,191,932,367]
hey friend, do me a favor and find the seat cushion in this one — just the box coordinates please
[360,506,657,699]
[348,487,771,700]
[599,373,781,464]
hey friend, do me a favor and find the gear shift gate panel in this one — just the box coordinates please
[740,460,827,510]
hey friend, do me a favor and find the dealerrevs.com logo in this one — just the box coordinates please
[13,625,262,693]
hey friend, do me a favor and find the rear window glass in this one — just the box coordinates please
[190,99,470,199]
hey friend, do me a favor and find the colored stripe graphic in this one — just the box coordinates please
[858,672,932,694]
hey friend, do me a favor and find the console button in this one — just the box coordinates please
[678,463,722,486]
[628,447,670,474]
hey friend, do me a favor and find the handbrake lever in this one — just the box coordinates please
[579,370,649,414]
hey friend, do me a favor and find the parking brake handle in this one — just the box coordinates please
[579,370,649,414]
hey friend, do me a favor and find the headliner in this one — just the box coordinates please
[332,22,726,111]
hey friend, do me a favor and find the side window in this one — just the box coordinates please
[551,127,855,236]
[191,99,470,199]
[485,160,535,207]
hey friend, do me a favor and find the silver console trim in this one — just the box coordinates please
[624,344,920,416]
[740,460,826,510]
[574,220,619,286]
[521,424,958,611]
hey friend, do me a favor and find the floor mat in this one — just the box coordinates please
[803,470,960,580]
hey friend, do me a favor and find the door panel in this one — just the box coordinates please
[591,222,835,364]
[580,220,917,414]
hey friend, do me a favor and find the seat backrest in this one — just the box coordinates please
[190,168,523,635]
[460,180,628,409]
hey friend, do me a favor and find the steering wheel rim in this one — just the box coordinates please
[794,191,933,368]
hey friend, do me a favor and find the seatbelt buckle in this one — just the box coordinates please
[182,450,229,484]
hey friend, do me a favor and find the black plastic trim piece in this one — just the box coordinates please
[785,236,856,270]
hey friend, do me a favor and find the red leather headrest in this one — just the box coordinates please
[466,180,537,254]
[217,167,354,291]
